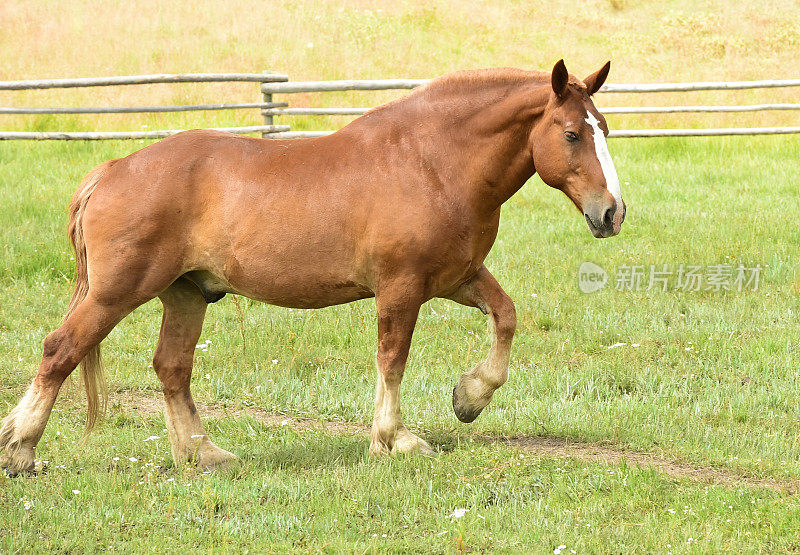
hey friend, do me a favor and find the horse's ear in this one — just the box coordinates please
[551,59,569,98]
[584,61,611,96]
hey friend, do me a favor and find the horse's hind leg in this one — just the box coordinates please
[154,278,236,470]
[0,296,136,476]
[446,266,517,423]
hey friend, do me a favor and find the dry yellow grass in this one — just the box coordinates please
[1,0,799,131]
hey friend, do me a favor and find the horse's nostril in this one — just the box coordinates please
[602,207,614,229]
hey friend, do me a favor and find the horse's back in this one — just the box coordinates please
[79,130,376,306]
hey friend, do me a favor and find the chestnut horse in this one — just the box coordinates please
[0,60,625,475]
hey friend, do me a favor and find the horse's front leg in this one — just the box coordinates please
[369,283,434,456]
[446,266,517,423]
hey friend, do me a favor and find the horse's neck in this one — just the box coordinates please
[407,81,548,215]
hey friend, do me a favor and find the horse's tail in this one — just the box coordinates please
[66,159,116,433]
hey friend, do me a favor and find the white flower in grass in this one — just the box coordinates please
[554,545,566,555]
[72,490,80,495]
[129,457,138,462]
[448,508,468,519]
[143,436,160,442]
[272,359,279,365]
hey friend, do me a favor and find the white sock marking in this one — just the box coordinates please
[585,111,622,206]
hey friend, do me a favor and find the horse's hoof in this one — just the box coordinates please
[0,446,36,477]
[393,429,436,457]
[452,386,483,424]
[369,428,436,457]
[192,441,238,471]
[369,439,392,457]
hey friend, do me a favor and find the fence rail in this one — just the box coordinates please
[262,127,800,140]
[0,102,289,115]
[601,78,800,93]
[262,103,800,117]
[2,73,799,139]
[261,79,428,94]
[0,73,288,90]
[611,126,800,137]
[260,77,800,95]
[0,125,290,141]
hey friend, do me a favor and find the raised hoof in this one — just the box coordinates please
[452,386,484,424]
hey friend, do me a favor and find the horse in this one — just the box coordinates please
[0,60,625,475]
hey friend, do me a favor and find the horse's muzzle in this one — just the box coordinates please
[585,200,625,238]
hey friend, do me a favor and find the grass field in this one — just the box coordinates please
[3,136,800,552]
[3,0,800,552]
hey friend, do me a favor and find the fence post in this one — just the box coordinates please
[261,70,274,138]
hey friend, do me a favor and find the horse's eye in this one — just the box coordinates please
[565,131,579,143]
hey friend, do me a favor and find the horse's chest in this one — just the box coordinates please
[471,221,500,257]
[429,220,499,293]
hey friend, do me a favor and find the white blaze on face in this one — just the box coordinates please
[585,111,622,208]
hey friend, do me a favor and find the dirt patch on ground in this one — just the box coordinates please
[115,390,368,435]
[110,390,800,494]
[488,435,796,494]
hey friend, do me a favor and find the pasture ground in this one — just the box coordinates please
[2,137,800,551]
[2,0,800,552]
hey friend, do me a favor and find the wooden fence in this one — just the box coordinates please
[259,78,800,139]
[1,73,799,139]
[0,73,290,140]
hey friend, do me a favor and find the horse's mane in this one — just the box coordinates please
[364,67,550,116]
[426,67,547,92]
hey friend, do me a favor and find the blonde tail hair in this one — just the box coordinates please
[66,160,116,432]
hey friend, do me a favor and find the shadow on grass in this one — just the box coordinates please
[243,435,369,471]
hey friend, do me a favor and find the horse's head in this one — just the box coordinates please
[530,60,625,238]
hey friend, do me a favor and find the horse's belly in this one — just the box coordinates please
[201,248,372,309]
[236,279,373,309]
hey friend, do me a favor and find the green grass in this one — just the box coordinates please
[3,413,800,552]
[2,136,800,551]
